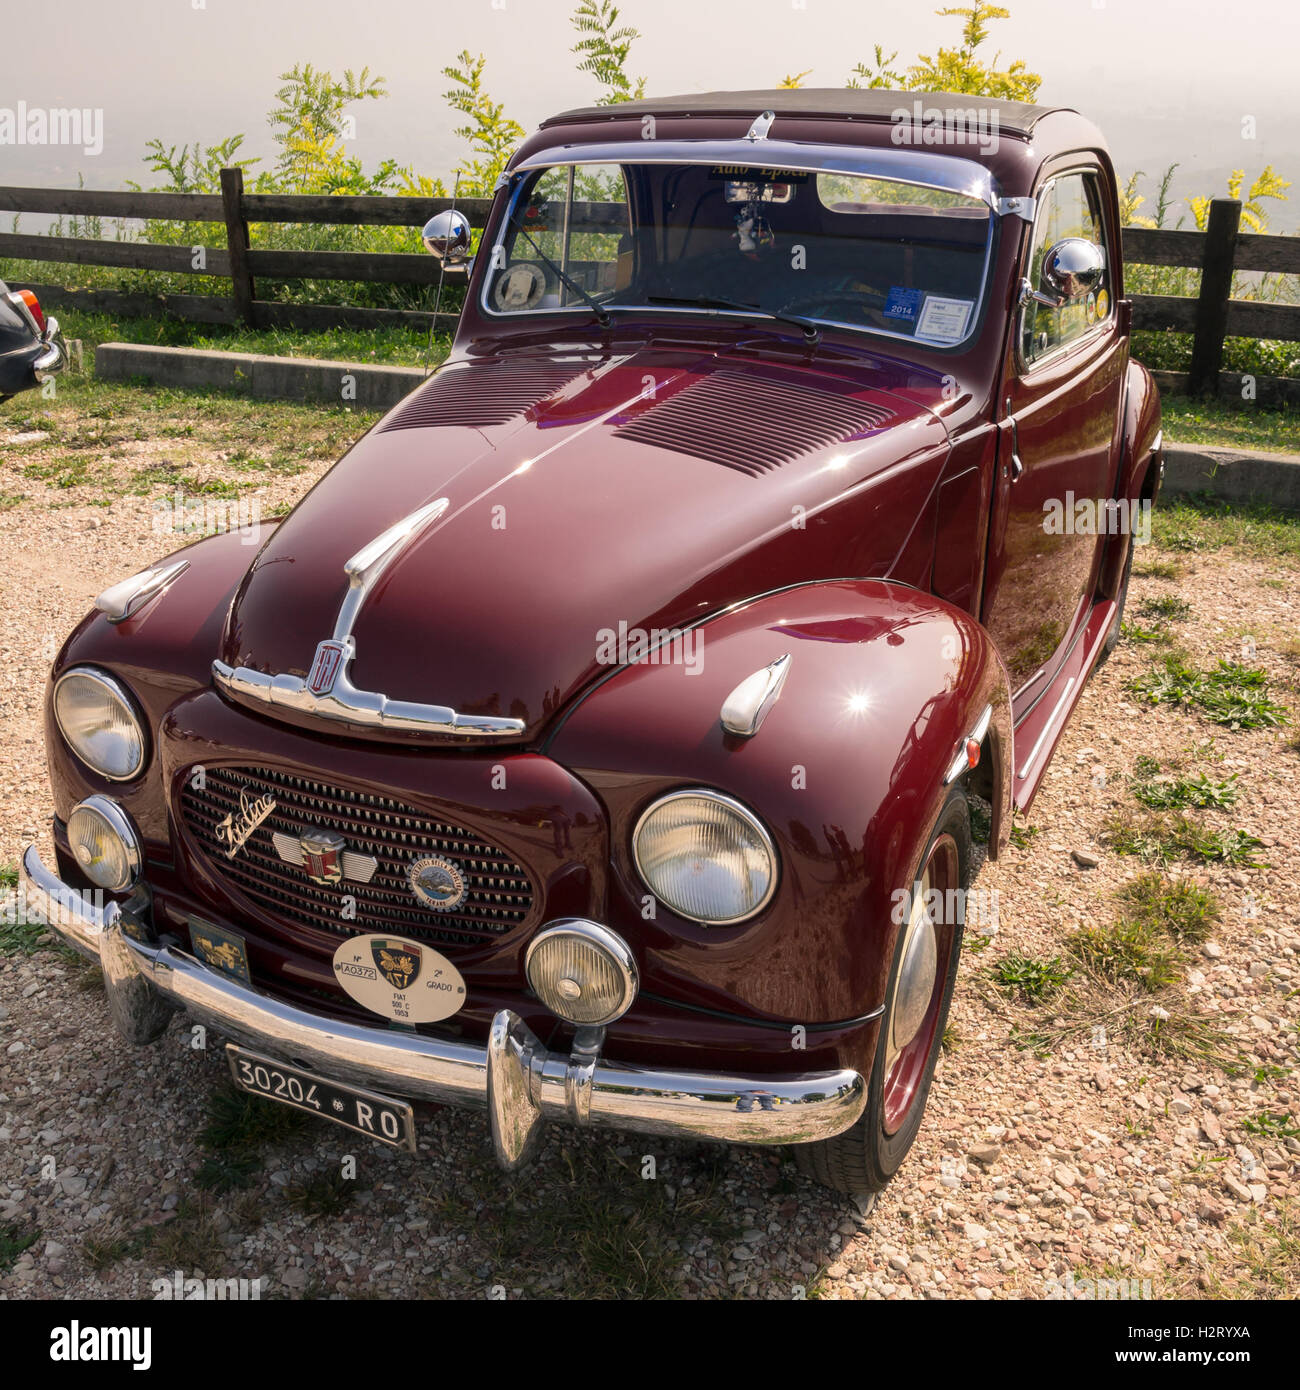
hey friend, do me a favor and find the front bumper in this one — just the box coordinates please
[19,846,866,1166]
[31,316,68,382]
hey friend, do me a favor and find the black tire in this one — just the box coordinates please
[794,784,972,1197]
[1099,524,1137,663]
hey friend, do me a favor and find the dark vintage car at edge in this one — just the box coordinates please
[0,280,67,400]
[22,89,1162,1196]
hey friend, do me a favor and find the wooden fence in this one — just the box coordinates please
[1,172,1298,399]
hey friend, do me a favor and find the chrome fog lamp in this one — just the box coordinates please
[525,920,638,1026]
[633,789,777,925]
[53,668,146,780]
[66,796,141,893]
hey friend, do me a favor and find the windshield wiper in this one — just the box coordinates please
[644,294,821,345]
[507,212,614,328]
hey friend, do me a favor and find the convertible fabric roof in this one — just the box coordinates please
[539,88,1076,138]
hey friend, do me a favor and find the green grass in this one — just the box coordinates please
[1128,755,1239,810]
[1116,871,1221,943]
[1104,810,1264,867]
[0,1222,39,1272]
[283,1170,356,1217]
[1153,495,1300,561]
[1,369,381,514]
[82,1227,156,1271]
[1196,1201,1300,1299]
[1132,556,1185,580]
[992,952,1073,1001]
[1242,1111,1300,1141]
[1127,656,1290,731]
[37,307,451,370]
[0,864,63,956]
[200,1084,308,1153]
[1121,620,1174,646]
[1068,918,1185,993]
[1157,394,1300,455]
[1137,595,1192,622]
[1008,821,1039,850]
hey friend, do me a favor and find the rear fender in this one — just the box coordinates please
[1099,359,1163,600]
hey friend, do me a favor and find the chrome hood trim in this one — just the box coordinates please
[212,497,527,738]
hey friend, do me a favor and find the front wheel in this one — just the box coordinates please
[794,784,971,1197]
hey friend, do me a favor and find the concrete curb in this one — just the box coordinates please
[93,343,1300,509]
[1164,445,1300,512]
[94,342,426,412]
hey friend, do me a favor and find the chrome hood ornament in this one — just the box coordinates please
[213,499,526,738]
[96,559,190,624]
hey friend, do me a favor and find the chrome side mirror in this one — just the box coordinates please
[1021,236,1105,308]
[422,209,471,263]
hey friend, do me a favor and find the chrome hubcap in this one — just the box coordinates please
[886,866,938,1071]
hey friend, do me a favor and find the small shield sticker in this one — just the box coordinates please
[189,917,251,985]
[332,933,466,1023]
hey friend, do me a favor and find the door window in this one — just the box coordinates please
[1021,171,1111,366]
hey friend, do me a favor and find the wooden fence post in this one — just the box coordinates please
[1188,197,1241,398]
[219,166,256,327]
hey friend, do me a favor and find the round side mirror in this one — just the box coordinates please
[1041,237,1105,299]
[422,209,471,262]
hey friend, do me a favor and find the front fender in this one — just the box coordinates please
[546,579,1012,1026]
[45,524,281,843]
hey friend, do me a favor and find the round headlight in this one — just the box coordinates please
[633,789,777,925]
[66,796,141,893]
[525,920,638,1026]
[53,668,146,780]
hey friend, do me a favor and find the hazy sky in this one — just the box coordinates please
[4,0,1298,229]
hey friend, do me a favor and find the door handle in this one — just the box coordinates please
[1005,399,1025,481]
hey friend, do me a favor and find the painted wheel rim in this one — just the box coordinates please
[882,833,959,1135]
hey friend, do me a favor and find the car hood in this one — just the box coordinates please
[219,344,950,742]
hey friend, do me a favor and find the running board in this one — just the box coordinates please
[1011,599,1116,811]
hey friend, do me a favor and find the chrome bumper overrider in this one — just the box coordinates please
[19,847,866,1166]
[32,317,68,381]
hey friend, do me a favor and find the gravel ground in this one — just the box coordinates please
[1,399,1297,1301]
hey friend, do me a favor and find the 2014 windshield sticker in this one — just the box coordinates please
[915,295,974,343]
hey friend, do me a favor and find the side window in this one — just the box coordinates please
[1021,172,1111,366]
[489,165,631,313]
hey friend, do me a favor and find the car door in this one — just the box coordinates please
[981,166,1127,702]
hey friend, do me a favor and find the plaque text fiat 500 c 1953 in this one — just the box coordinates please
[24,89,1161,1196]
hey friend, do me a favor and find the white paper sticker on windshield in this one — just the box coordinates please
[915,296,973,343]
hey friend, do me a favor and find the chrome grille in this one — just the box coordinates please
[179,766,536,947]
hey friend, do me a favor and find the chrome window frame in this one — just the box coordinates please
[1015,164,1116,376]
[481,140,1003,351]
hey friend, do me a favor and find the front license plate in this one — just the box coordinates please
[225,1046,416,1152]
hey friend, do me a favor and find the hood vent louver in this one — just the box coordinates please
[613,370,894,475]
[380,363,581,432]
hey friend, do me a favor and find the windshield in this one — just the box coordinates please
[483,161,994,348]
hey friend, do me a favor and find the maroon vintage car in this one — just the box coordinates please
[24,89,1162,1197]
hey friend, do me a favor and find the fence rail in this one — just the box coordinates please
[2,174,1298,399]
